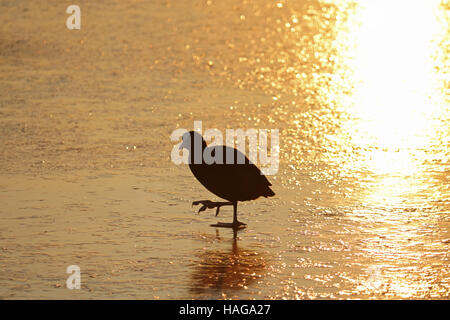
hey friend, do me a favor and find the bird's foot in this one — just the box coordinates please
[210,221,247,229]
[192,200,232,216]
[234,220,247,227]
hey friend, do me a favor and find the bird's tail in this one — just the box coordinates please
[262,186,275,197]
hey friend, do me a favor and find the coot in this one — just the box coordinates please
[179,131,275,228]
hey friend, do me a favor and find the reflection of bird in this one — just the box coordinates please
[190,231,267,297]
[179,131,275,228]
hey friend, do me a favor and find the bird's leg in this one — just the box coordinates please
[232,202,246,227]
[210,202,246,229]
[192,200,233,215]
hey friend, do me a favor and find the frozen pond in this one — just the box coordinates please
[0,0,448,299]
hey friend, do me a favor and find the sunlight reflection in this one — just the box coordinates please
[327,0,449,298]
[326,0,448,186]
[350,0,446,148]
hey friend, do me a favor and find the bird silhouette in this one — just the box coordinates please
[179,131,275,228]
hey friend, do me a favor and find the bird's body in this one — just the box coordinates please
[189,145,274,202]
[179,131,275,228]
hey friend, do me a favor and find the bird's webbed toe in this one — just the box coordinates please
[192,200,232,215]
[192,200,215,213]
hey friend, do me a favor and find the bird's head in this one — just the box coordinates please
[179,131,206,152]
